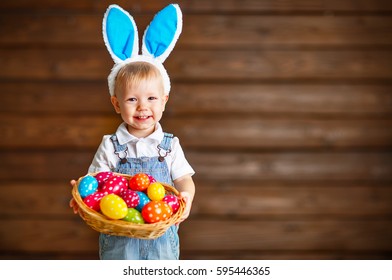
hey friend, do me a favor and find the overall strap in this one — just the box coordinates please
[157,132,174,162]
[110,134,128,152]
[160,132,174,151]
[110,134,128,163]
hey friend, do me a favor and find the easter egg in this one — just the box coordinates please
[129,173,150,191]
[147,174,156,183]
[78,175,99,198]
[163,194,180,213]
[120,189,140,208]
[142,201,173,223]
[83,192,105,211]
[147,182,166,201]
[135,191,151,212]
[101,175,128,195]
[123,208,145,224]
[100,194,128,220]
[94,171,113,188]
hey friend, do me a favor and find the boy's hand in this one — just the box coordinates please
[173,175,195,225]
[69,180,79,214]
[178,191,192,223]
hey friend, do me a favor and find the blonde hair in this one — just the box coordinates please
[114,62,165,96]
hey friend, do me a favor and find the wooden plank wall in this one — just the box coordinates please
[0,0,392,260]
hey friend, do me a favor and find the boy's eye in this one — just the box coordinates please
[148,96,158,100]
[127,98,137,102]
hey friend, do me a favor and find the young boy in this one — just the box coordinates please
[71,62,195,259]
[70,4,195,259]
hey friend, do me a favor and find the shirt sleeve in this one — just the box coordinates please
[170,137,195,181]
[88,135,115,173]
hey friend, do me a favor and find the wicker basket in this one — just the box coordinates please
[72,172,185,239]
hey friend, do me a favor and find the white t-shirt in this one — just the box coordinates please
[88,122,195,181]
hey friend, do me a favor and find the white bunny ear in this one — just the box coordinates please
[142,4,182,63]
[103,5,139,63]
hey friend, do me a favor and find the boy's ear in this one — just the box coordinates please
[162,95,169,111]
[111,96,121,114]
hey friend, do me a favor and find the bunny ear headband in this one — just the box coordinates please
[103,4,183,96]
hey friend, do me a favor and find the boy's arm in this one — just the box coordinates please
[173,174,195,223]
[69,180,79,214]
[70,136,112,214]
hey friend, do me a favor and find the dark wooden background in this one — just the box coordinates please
[1,0,392,260]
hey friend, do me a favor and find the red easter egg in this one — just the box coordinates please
[120,189,140,208]
[147,174,156,183]
[94,171,114,188]
[129,173,150,191]
[83,192,105,211]
[142,201,173,223]
[163,195,180,213]
[101,175,128,195]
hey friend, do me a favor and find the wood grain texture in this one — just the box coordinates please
[1,219,391,252]
[0,151,391,181]
[1,181,391,217]
[179,220,392,251]
[1,49,392,80]
[2,82,392,116]
[0,0,391,260]
[1,115,392,149]
[1,15,391,47]
[1,0,391,13]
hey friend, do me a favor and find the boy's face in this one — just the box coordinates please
[111,78,168,138]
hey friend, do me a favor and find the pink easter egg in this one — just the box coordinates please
[94,171,114,188]
[163,194,180,213]
[120,189,140,208]
[147,174,156,183]
[83,192,105,211]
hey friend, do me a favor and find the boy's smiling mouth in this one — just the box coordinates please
[135,115,151,120]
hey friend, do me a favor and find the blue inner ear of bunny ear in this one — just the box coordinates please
[106,7,136,60]
[145,5,178,58]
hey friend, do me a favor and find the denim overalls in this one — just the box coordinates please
[98,133,180,260]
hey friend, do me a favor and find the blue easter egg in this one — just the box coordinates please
[135,191,151,212]
[78,175,99,198]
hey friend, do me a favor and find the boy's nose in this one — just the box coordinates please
[137,101,147,110]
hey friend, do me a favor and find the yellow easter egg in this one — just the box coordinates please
[147,182,166,201]
[100,194,128,219]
